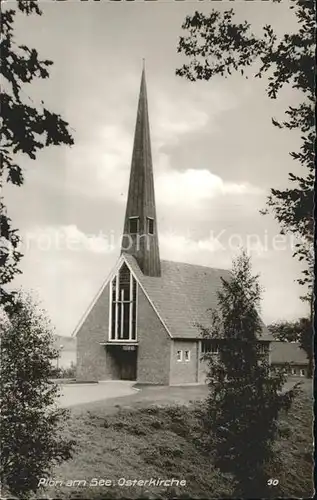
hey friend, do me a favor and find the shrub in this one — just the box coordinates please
[0,293,75,498]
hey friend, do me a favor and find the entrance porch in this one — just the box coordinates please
[103,343,138,381]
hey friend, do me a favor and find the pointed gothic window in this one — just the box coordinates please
[109,263,137,341]
[129,217,139,234]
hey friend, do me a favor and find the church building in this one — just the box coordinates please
[75,68,273,385]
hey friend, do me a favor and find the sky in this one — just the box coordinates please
[4,0,309,336]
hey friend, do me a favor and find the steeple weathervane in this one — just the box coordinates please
[121,65,161,277]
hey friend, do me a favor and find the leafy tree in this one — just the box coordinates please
[200,251,298,498]
[0,292,75,498]
[268,317,313,377]
[297,318,314,378]
[176,0,314,302]
[1,0,74,315]
[268,320,301,343]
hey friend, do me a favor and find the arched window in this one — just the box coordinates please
[109,263,137,341]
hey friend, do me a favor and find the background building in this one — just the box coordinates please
[270,341,309,377]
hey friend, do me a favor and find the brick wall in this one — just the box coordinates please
[198,360,209,384]
[76,283,116,382]
[170,340,198,384]
[136,287,171,385]
[197,340,208,384]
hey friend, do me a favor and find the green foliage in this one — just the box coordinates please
[200,251,298,497]
[176,0,315,292]
[0,0,74,315]
[269,317,309,343]
[0,293,75,498]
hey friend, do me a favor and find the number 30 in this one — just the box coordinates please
[267,479,279,486]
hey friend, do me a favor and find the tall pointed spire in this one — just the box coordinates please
[121,66,161,277]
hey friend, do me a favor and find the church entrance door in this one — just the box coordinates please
[120,349,137,380]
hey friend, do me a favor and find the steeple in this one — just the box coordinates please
[121,65,161,277]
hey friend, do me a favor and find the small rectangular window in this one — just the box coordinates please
[129,217,139,234]
[184,350,190,362]
[147,217,154,235]
[300,369,305,377]
[201,340,210,353]
[177,350,182,362]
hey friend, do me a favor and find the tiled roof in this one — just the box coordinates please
[124,253,273,341]
[270,341,308,365]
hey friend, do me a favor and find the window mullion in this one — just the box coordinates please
[120,288,124,339]
[129,271,133,341]
[115,273,119,340]
[109,279,113,341]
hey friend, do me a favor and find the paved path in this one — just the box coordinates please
[68,384,209,415]
[58,380,137,407]
[58,378,308,412]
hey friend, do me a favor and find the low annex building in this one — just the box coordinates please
[74,67,273,385]
[270,341,309,377]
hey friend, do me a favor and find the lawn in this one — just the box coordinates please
[37,378,313,499]
[272,378,314,498]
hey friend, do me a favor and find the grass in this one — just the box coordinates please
[273,378,314,498]
[37,379,313,499]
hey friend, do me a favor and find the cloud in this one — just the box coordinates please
[160,230,228,268]
[159,228,270,270]
[152,96,209,148]
[151,84,238,150]
[22,224,119,255]
[161,230,223,255]
[156,167,263,210]
[62,120,264,215]
[15,224,119,336]
[63,124,131,200]
[59,83,239,204]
